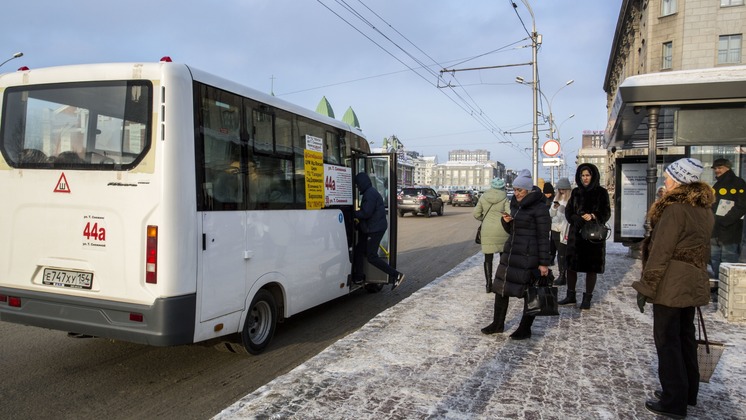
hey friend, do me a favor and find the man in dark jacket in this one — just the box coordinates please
[353,172,405,289]
[710,158,746,278]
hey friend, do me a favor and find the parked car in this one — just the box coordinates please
[397,187,444,217]
[451,190,476,206]
[437,189,452,205]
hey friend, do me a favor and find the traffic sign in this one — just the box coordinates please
[542,139,561,157]
[542,157,562,167]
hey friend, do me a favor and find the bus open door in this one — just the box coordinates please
[350,153,398,292]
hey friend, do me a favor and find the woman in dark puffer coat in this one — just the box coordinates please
[559,163,611,310]
[481,169,551,340]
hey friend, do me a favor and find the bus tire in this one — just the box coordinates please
[241,289,277,355]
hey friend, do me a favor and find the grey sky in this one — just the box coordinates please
[2,0,621,177]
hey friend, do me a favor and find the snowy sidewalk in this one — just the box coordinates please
[215,241,746,419]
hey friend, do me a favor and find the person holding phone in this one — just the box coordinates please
[549,177,572,285]
[481,169,551,340]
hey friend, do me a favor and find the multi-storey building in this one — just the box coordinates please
[604,0,746,243]
[448,149,491,163]
[576,131,610,187]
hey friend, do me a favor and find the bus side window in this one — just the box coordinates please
[212,170,242,210]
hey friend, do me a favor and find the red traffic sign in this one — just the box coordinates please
[542,139,560,157]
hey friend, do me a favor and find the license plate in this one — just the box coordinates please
[42,268,93,290]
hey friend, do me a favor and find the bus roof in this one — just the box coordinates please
[0,61,365,139]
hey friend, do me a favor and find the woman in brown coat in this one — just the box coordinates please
[632,158,714,419]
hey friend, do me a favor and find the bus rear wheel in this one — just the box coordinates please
[241,289,277,355]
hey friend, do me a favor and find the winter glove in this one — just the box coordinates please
[636,292,647,313]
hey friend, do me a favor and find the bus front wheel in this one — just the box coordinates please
[241,289,277,355]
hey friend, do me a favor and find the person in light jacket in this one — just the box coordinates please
[632,158,714,419]
[481,169,551,340]
[473,177,511,293]
[549,177,572,285]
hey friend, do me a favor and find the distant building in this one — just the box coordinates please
[576,131,609,186]
[413,155,438,186]
[449,149,491,163]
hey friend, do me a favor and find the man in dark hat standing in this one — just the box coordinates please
[711,158,746,278]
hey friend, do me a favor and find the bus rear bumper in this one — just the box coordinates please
[0,287,196,346]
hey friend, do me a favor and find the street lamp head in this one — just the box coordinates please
[565,79,574,86]
[0,52,24,70]
[515,76,525,84]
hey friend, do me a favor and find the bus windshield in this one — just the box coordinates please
[0,81,152,170]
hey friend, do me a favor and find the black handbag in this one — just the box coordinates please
[580,220,610,243]
[525,270,559,316]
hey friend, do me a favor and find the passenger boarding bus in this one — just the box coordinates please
[0,59,397,354]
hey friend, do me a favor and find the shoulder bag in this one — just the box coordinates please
[697,307,725,383]
[580,220,610,243]
[524,269,559,316]
[475,202,496,244]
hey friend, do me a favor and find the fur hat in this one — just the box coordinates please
[556,177,571,190]
[512,169,533,191]
[665,158,704,185]
[491,177,506,190]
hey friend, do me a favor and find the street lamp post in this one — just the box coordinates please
[0,52,23,70]
[514,0,541,185]
[516,77,574,183]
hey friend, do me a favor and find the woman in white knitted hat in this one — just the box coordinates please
[632,157,714,418]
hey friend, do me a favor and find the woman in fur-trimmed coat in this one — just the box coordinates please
[632,158,714,419]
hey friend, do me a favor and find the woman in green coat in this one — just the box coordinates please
[473,178,511,292]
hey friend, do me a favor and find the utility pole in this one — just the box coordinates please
[519,0,540,185]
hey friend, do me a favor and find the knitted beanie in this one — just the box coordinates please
[512,169,533,191]
[491,178,506,190]
[555,177,572,190]
[665,158,704,184]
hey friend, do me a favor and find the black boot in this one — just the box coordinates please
[483,261,493,293]
[509,315,534,340]
[558,289,576,305]
[481,294,508,334]
[554,271,567,286]
[580,293,593,310]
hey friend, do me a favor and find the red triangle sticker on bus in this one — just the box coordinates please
[54,173,71,193]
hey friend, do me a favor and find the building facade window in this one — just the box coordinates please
[718,34,743,64]
[661,0,677,16]
[721,0,744,7]
[662,42,673,69]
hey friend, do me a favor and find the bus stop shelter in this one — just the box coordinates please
[605,65,746,243]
